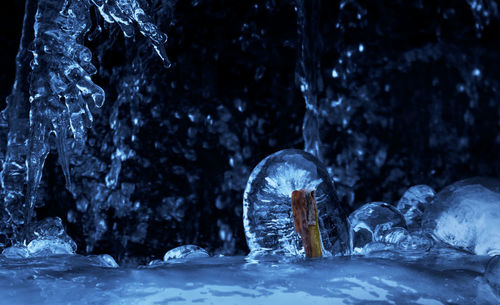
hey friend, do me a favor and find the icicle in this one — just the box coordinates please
[18,0,104,240]
[90,0,172,67]
[0,0,38,243]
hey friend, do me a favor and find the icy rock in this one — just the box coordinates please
[397,185,435,230]
[486,256,500,295]
[163,245,209,262]
[243,149,349,257]
[27,217,77,257]
[2,244,29,259]
[422,177,500,256]
[348,202,407,254]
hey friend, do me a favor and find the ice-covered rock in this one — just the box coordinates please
[27,217,76,257]
[2,244,29,259]
[422,177,500,256]
[243,149,349,257]
[348,202,407,254]
[397,185,435,230]
[163,245,209,262]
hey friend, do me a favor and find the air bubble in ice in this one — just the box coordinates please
[243,149,349,257]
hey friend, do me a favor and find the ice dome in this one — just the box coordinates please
[243,149,349,257]
[423,177,500,256]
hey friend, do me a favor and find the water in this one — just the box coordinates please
[0,251,497,305]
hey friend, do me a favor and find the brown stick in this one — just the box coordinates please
[291,189,322,258]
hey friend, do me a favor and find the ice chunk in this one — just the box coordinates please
[94,254,119,268]
[397,185,435,230]
[27,217,76,257]
[348,202,407,254]
[422,177,500,256]
[486,256,500,295]
[163,245,209,262]
[243,149,349,257]
[2,244,29,259]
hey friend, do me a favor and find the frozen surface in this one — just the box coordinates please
[422,178,500,256]
[243,149,349,257]
[0,252,498,305]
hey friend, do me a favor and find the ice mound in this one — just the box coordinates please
[396,185,435,230]
[163,245,209,262]
[94,254,119,268]
[2,217,77,258]
[28,217,77,257]
[243,149,349,257]
[422,177,500,256]
[2,244,29,259]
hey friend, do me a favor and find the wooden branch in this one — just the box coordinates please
[291,189,322,258]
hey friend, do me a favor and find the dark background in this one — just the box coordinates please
[1,0,499,264]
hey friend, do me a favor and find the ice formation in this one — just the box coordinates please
[2,217,76,257]
[0,0,169,249]
[396,185,435,230]
[163,245,209,262]
[423,177,500,256]
[243,149,349,257]
[348,202,407,254]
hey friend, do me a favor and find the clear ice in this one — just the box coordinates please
[423,177,500,256]
[163,245,210,262]
[348,202,407,254]
[396,185,435,230]
[243,149,349,257]
[0,0,169,248]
